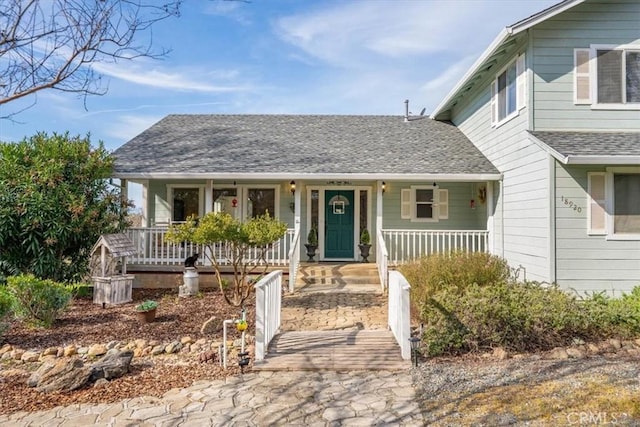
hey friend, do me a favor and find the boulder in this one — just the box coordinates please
[88,344,108,357]
[89,349,134,382]
[27,358,92,392]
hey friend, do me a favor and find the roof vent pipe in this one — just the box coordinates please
[404,99,409,122]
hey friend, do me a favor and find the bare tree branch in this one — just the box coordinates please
[0,0,182,114]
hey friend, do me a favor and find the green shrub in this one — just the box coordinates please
[420,281,590,356]
[5,274,74,328]
[399,251,510,309]
[0,287,13,337]
[580,287,640,339]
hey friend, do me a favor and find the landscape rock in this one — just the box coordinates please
[88,344,108,357]
[548,347,569,360]
[151,345,164,356]
[11,349,25,360]
[106,340,120,350]
[0,344,13,355]
[42,347,59,357]
[165,341,182,354]
[89,349,134,381]
[27,358,92,393]
[586,343,600,354]
[181,336,194,345]
[566,347,586,359]
[492,347,508,360]
[21,351,40,362]
[63,345,77,357]
[135,339,148,349]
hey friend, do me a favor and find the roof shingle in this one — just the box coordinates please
[113,115,498,176]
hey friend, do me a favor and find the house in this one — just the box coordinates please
[112,0,640,295]
[112,115,499,287]
[430,0,640,295]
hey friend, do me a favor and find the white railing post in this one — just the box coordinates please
[254,270,282,361]
[288,229,301,293]
[388,271,411,360]
[376,230,388,292]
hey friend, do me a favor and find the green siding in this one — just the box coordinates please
[532,0,640,130]
[554,163,640,295]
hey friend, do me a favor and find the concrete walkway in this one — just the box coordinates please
[0,370,424,426]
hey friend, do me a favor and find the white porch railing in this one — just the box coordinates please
[125,228,295,266]
[288,229,301,292]
[254,270,282,361]
[388,271,411,360]
[382,229,489,265]
[376,230,389,292]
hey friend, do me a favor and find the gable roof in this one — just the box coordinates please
[430,0,584,120]
[112,115,500,180]
[529,131,640,164]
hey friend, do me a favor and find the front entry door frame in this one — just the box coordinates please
[307,185,372,262]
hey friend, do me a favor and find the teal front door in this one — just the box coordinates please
[324,190,355,259]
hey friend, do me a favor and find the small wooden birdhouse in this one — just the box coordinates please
[90,233,137,306]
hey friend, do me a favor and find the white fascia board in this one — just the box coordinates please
[430,29,509,119]
[565,156,640,165]
[112,172,503,182]
[430,0,584,120]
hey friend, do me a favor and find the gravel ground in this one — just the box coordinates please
[412,353,640,426]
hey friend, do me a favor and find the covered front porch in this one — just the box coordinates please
[122,175,497,291]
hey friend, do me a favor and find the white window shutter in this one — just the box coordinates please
[516,53,526,110]
[574,49,591,104]
[490,81,497,125]
[587,172,606,234]
[401,189,411,219]
[438,189,449,219]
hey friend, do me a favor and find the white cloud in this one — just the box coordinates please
[92,62,250,93]
[275,1,558,67]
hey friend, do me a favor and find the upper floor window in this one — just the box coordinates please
[574,46,640,107]
[491,53,526,127]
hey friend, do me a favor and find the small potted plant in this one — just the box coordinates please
[358,228,372,262]
[135,300,158,323]
[304,226,318,262]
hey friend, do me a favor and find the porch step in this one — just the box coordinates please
[253,330,408,371]
[294,263,382,294]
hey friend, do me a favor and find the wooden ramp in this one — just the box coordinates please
[253,330,409,371]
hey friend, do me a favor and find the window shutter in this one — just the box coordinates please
[401,189,411,219]
[574,49,591,104]
[516,53,526,110]
[587,172,606,234]
[438,189,449,219]
[490,81,497,125]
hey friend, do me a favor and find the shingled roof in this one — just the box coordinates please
[112,115,499,178]
[530,131,640,164]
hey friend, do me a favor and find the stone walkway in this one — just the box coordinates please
[0,264,420,425]
[0,370,424,426]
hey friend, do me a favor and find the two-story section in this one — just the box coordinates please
[431,0,640,295]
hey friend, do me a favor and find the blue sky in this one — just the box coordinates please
[0,0,559,151]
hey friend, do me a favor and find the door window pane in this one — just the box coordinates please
[311,190,319,231]
[173,188,199,222]
[359,190,367,235]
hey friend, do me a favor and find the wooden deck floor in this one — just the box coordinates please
[253,330,409,371]
[254,263,409,371]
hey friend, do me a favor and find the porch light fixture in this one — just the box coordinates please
[409,336,421,367]
[382,181,386,193]
[290,180,296,195]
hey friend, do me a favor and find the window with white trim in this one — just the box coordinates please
[574,46,640,107]
[170,187,202,223]
[491,53,526,126]
[401,186,448,222]
[588,171,640,238]
[246,188,276,218]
